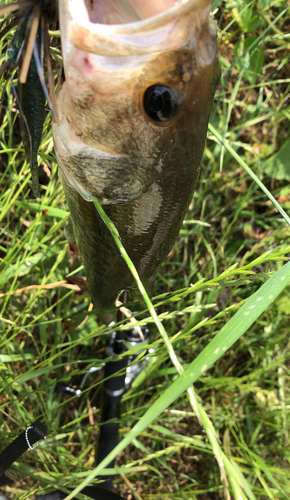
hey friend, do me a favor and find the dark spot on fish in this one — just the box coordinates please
[74,99,89,110]
[83,55,93,71]
[103,187,115,201]
[143,85,179,122]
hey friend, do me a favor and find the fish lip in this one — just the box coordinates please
[67,0,212,33]
[65,0,213,56]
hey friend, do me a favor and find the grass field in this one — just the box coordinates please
[0,0,290,499]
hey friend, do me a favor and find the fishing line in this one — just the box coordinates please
[33,31,57,117]
[43,13,58,118]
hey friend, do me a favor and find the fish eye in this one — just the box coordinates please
[143,85,179,122]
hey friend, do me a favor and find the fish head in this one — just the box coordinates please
[53,0,220,204]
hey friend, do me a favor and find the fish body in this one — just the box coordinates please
[7,10,29,65]
[53,0,220,322]
[2,0,57,198]
[20,26,46,198]
[6,8,44,198]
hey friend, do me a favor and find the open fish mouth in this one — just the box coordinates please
[63,0,213,56]
[54,0,218,204]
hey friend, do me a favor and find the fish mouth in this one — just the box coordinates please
[64,0,213,56]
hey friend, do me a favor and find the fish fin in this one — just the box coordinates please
[64,218,77,246]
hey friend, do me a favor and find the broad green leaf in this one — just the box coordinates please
[264,140,290,181]
[234,36,265,84]
[0,353,35,362]
[233,0,266,33]
[211,0,224,11]
[17,364,66,383]
[0,253,44,286]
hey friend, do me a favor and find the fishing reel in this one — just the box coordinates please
[123,324,151,390]
[55,323,151,398]
[54,324,152,493]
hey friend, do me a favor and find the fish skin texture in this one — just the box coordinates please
[54,2,220,323]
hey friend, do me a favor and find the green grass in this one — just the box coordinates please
[1,1,290,499]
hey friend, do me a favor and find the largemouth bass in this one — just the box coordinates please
[53,0,220,322]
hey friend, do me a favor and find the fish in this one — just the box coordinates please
[0,0,57,198]
[52,0,220,323]
[19,20,46,199]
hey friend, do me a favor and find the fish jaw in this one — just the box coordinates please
[53,0,219,204]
